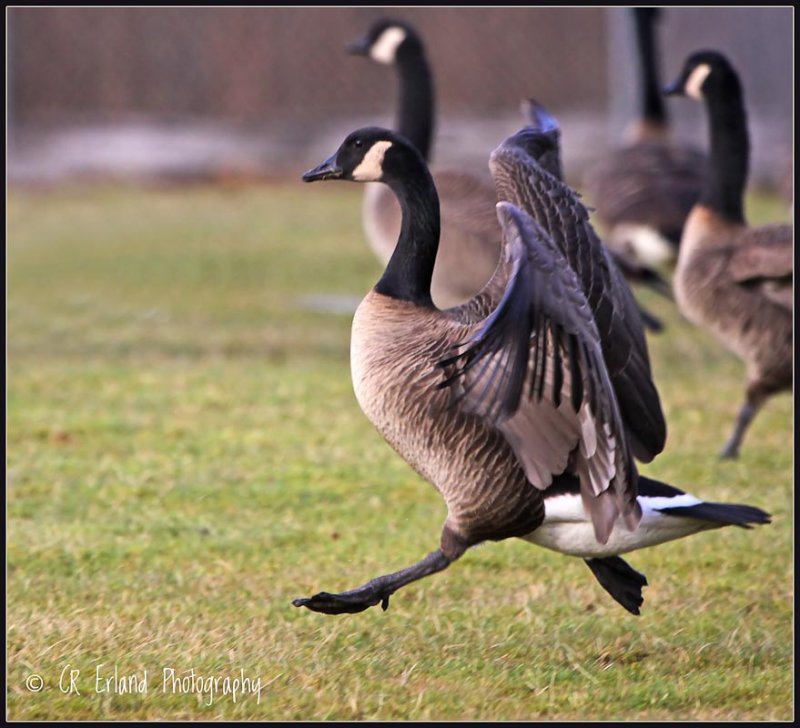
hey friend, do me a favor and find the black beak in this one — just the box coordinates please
[346,37,370,56]
[662,78,684,96]
[302,154,344,183]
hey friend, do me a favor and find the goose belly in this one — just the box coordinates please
[523,493,712,558]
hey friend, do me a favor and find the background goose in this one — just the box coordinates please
[664,50,793,459]
[293,126,769,616]
[583,8,705,268]
[347,18,500,309]
[519,97,671,333]
[348,17,669,326]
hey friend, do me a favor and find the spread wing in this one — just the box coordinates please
[438,203,640,544]
[489,130,667,462]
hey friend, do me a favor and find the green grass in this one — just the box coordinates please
[7,182,793,720]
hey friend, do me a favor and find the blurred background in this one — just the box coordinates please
[7,6,793,190]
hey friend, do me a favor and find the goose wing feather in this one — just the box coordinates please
[728,225,793,279]
[488,131,667,462]
[727,226,793,311]
[438,203,639,543]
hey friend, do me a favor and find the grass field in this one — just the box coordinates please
[7,181,793,720]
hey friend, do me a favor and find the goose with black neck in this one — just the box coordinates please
[294,126,770,616]
[664,50,792,459]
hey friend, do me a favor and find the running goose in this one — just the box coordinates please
[584,8,705,267]
[293,126,769,615]
[664,50,793,459]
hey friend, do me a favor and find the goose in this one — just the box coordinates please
[293,126,769,616]
[347,18,499,309]
[583,8,705,268]
[519,97,671,333]
[664,50,793,459]
[347,17,669,327]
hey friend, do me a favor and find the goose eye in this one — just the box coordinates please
[354,139,363,149]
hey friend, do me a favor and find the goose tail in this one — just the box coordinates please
[638,475,772,528]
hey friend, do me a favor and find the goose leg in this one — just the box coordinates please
[719,384,767,459]
[585,556,648,615]
[293,526,468,615]
[292,548,453,615]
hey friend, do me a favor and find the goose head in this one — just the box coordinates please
[303,127,421,185]
[346,18,421,66]
[663,50,740,102]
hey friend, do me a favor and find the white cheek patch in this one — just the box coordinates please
[685,63,711,100]
[352,140,393,181]
[370,27,407,65]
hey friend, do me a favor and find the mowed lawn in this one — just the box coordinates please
[7,182,793,720]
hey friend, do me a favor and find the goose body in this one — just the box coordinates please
[584,8,704,267]
[295,125,770,617]
[665,50,793,458]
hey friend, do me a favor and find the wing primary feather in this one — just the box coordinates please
[535,316,549,401]
[551,323,563,408]
[566,334,583,412]
[529,322,541,400]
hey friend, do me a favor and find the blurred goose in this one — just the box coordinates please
[584,8,705,268]
[293,126,769,616]
[520,97,671,332]
[664,50,793,459]
[348,17,669,324]
[347,18,499,308]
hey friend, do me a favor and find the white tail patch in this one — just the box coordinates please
[685,63,712,100]
[522,491,710,558]
[611,223,676,266]
[370,27,407,65]
[352,140,393,182]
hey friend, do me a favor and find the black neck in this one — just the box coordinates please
[701,82,748,224]
[395,43,435,162]
[374,158,440,307]
[633,9,667,125]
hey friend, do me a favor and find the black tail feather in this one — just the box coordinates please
[585,556,648,615]
[657,502,772,528]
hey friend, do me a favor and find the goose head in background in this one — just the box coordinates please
[347,18,434,162]
[664,50,748,225]
[663,49,742,105]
